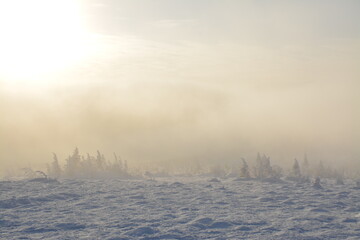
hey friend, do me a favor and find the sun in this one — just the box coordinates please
[0,0,94,87]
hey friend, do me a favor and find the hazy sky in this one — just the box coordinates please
[0,0,359,172]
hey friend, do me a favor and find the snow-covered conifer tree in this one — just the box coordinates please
[302,154,310,177]
[240,158,250,178]
[292,158,301,178]
[64,148,81,177]
[50,153,62,179]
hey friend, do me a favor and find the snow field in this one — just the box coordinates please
[1,177,360,239]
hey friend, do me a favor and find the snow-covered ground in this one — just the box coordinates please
[1,177,360,239]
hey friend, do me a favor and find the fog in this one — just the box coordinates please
[0,0,359,175]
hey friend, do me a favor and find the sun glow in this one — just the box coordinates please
[0,0,94,86]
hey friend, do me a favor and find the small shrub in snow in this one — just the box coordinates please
[313,177,323,189]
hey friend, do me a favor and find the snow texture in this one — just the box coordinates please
[1,177,360,239]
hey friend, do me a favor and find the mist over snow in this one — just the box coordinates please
[1,0,360,173]
[0,78,359,176]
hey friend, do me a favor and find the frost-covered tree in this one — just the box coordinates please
[114,153,123,171]
[240,158,250,178]
[109,153,129,176]
[254,153,274,179]
[48,153,62,179]
[46,148,133,179]
[334,169,344,185]
[263,155,273,178]
[272,165,283,179]
[80,153,95,177]
[96,150,105,171]
[292,158,301,178]
[254,153,263,178]
[301,154,310,177]
[315,161,336,178]
[64,148,82,178]
[316,161,326,178]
